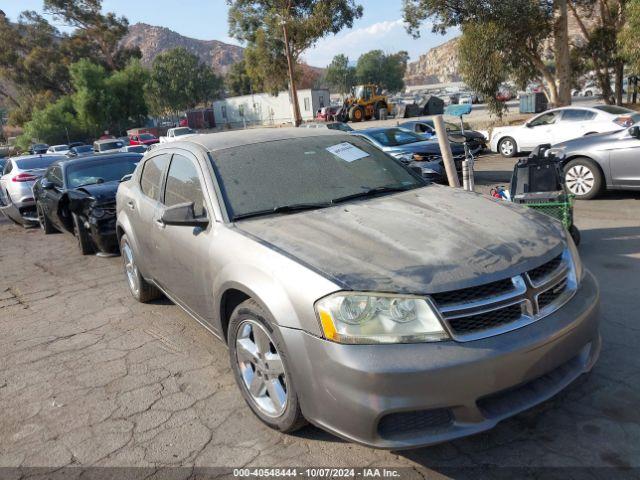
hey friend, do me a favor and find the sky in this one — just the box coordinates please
[1,0,459,66]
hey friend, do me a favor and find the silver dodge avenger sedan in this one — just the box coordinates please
[116,128,600,449]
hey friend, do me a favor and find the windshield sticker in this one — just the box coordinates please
[326,142,370,162]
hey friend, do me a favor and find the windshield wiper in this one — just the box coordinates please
[331,185,415,204]
[233,201,333,221]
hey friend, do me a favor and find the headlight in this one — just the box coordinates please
[547,146,566,161]
[566,235,584,283]
[315,292,449,344]
[91,207,105,219]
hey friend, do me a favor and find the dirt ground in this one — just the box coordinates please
[0,155,639,479]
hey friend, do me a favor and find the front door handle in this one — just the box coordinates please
[127,201,135,210]
[154,218,165,229]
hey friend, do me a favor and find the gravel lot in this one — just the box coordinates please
[0,154,639,478]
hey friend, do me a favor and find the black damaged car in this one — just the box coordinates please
[33,153,142,255]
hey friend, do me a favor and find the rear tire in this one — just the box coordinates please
[228,299,306,433]
[37,202,56,234]
[349,106,364,122]
[373,101,386,120]
[498,137,517,158]
[120,234,161,302]
[72,213,95,255]
[564,158,603,200]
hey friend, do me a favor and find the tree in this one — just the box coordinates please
[43,0,140,70]
[619,0,640,76]
[146,48,223,118]
[227,0,363,126]
[17,96,84,150]
[355,50,409,92]
[325,54,356,95]
[225,59,258,96]
[402,0,572,106]
[458,22,509,120]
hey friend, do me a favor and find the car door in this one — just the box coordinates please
[153,151,215,322]
[40,166,65,230]
[519,111,561,149]
[556,109,597,142]
[130,153,171,280]
[610,130,640,187]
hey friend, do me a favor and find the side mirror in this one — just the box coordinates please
[161,202,208,228]
[525,122,533,128]
[628,126,640,139]
[41,178,55,190]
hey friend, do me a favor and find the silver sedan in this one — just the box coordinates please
[116,128,599,449]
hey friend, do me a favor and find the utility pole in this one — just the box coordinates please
[282,19,302,127]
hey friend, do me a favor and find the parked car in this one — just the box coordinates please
[303,122,353,132]
[580,83,602,97]
[398,120,487,154]
[129,133,159,146]
[29,143,49,155]
[47,144,70,155]
[0,154,66,225]
[159,127,197,143]
[491,105,640,157]
[350,127,466,183]
[547,123,640,199]
[93,139,125,154]
[69,141,85,149]
[120,145,148,154]
[118,136,131,146]
[116,128,599,449]
[33,153,142,254]
[67,145,95,157]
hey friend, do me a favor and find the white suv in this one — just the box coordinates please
[491,105,640,157]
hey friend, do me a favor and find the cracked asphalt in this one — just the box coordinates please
[0,155,639,478]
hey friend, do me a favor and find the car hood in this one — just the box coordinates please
[553,129,624,150]
[75,181,118,204]
[235,186,565,294]
[384,141,466,156]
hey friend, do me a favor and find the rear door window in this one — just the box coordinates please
[140,154,170,200]
[561,109,596,122]
[163,154,206,217]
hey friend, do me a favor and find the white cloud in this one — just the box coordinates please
[302,18,453,67]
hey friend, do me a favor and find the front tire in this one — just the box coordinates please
[228,299,306,433]
[72,213,95,255]
[349,105,364,122]
[498,137,517,157]
[37,202,56,234]
[120,234,161,303]
[564,158,603,200]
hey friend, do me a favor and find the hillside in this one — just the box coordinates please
[121,23,244,74]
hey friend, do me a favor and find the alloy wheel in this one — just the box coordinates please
[122,241,140,295]
[37,204,45,231]
[235,319,288,418]
[565,165,595,195]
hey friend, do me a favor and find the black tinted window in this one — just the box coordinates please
[46,166,63,187]
[164,154,206,217]
[140,154,170,200]
[66,157,140,188]
[561,109,596,122]
[15,156,62,170]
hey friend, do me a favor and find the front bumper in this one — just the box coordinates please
[86,216,118,253]
[281,270,600,449]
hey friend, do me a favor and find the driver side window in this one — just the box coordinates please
[46,166,63,188]
[529,112,558,127]
[163,154,206,218]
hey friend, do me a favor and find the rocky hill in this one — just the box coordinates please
[121,23,244,74]
[404,13,598,86]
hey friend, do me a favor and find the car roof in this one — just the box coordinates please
[12,154,64,162]
[94,138,122,144]
[154,127,353,153]
[351,127,403,135]
[52,152,142,169]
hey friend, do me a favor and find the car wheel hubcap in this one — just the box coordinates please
[501,141,513,155]
[235,320,287,418]
[122,242,139,295]
[566,165,595,195]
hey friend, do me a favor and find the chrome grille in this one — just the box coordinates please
[433,250,576,341]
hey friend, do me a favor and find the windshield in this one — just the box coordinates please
[97,141,124,151]
[74,145,93,153]
[369,129,425,147]
[139,133,155,140]
[326,123,353,132]
[125,146,147,153]
[52,145,68,151]
[15,156,63,170]
[173,128,192,137]
[66,156,141,188]
[211,136,425,220]
[594,105,634,115]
